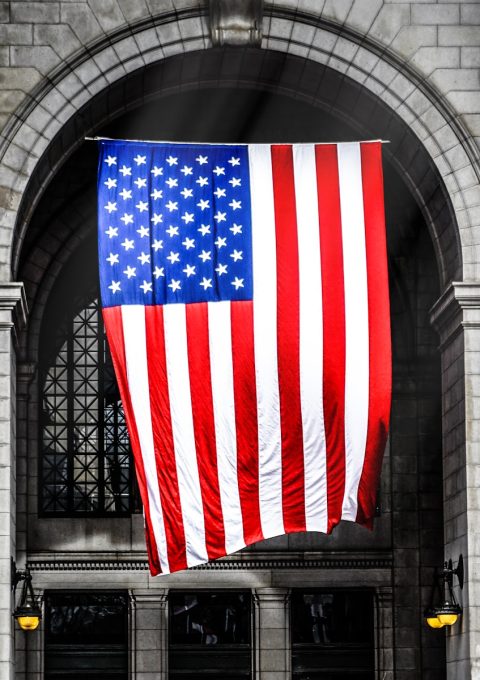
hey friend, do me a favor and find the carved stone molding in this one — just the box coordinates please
[430,281,480,349]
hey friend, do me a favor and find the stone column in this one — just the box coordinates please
[253,588,290,680]
[131,589,168,679]
[0,283,27,680]
[430,282,480,680]
[377,587,394,680]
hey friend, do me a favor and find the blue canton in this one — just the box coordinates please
[98,141,253,307]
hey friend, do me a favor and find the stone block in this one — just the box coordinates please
[461,4,480,25]
[392,26,437,59]
[0,23,32,46]
[439,26,480,46]
[347,0,383,33]
[87,0,126,32]
[117,0,150,22]
[34,23,81,59]
[0,90,26,113]
[11,2,60,23]
[412,3,459,24]
[370,4,410,45]
[10,45,59,74]
[60,3,103,44]
[447,91,480,115]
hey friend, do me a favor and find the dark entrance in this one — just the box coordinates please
[169,591,252,679]
[292,590,375,679]
[44,591,129,680]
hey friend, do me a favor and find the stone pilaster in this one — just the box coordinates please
[253,588,290,680]
[131,589,168,679]
[430,282,480,680]
[0,283,27,680]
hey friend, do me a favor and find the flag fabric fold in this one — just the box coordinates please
[97,139,391,575]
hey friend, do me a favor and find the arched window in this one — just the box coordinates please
[39,243,140,516]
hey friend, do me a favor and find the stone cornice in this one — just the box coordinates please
[430,282,480,349]
[0,282,28,346]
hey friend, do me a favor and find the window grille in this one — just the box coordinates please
[40,297,140,516]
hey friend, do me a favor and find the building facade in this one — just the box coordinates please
[0,1,478,678]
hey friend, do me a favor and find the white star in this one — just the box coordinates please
[105,201,117,213]
[108,280,121,293]
[228,157,240,166]
[105,226,118,238]
[197,199,210,210]
[137,252,150,265]
[120,213,133,225]
[230,249,243,261]
[198,224,211,236]
[196,176,208,187]
[166,225,179,237]
[152,239,163,251]
[229,199,242,210]
[181,212,194,224]
[123,266,136,279]
[181,188,193,199]
[121,238,135,251]
[183,264,196,277]
[198,250,211,262]
[151,166,163,177]
[231,277,244,289]
[214,187,226,198]
[196,155,208,165]
[214,211,226,223]
[200,277,212,290]
[104,177,117,189]
[166,155,178,166]
[106,253,119,265]
[180,165,193,176]
[230,223,242,235]
[213,166,225,176]
[182,237,195,250]
[105,155,117,167]
[167,251,180,264]
[166,200,178,212]
[166,177,178,188]
[153,266,165,278]
[215,263,228,276]
[215,236,227,249]
[150,189,163,200]
[168,278,181,292]
[137,226,149,238]
[151,213,163,225]
[140,280,152,294]
[229,177,241,187]
[119,188,132,200]
[119,165,131,176]
[134,177,147,189]
[134,154,146,166]
[136,200,148,212]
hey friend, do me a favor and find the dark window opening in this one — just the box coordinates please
[292,590,375,680]
[44,590,128,680]
[169,591,252,679]
[40,279,141,516]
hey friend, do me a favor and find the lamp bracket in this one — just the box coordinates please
[444,554,464,590]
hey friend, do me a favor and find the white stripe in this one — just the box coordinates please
[293,144,328,533]
[248,144,284,539]
[163,303,208,566]
[121,305,170,573]
[337,143,370,521]
[208,301,245,554]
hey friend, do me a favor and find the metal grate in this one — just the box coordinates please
[40,298,139,516]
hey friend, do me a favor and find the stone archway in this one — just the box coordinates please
[4,7,479,679]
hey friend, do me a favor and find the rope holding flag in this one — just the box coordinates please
[97,139,391,575]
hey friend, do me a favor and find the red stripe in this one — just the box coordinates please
[102,306,161,575]
[144,306,188,572]
[356,142,391,526]
[231,300,264,544]
[185,302,226,560]
[315,145,347,533]
[271,144,306,534]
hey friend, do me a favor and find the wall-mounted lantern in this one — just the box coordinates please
[12,560,42,631]
[424,555,463,629]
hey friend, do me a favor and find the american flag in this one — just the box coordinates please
[97,139,391,575]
